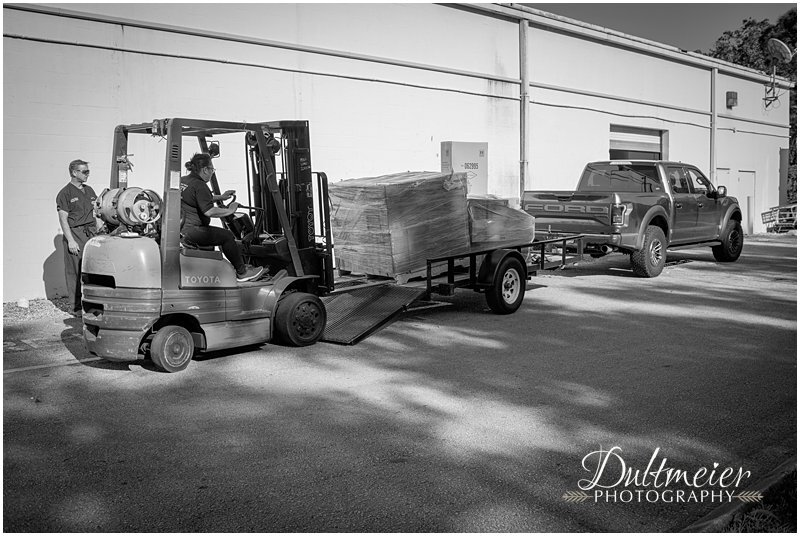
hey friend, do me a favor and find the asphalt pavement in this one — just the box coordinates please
[3,234,796,532]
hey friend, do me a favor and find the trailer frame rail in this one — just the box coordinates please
[424,234,585,298]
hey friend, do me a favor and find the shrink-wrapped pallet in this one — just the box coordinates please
[330,171,470,278]
[468,196,536,248]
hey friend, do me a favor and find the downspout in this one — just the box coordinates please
[519,18,530,206]
[710,67,718,184]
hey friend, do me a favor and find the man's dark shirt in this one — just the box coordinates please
[180,172,214,228]
[55,183,97,228]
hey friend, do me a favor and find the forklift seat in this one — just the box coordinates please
[180,236,222,260]
[181,237,215,251]
[180,212,219,257]
[180,212,215,249]
[180,243,223,260]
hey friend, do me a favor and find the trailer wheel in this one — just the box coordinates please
[485,256,526,314]
[150,325,194,373]
[712,219,743,262]
[630,225,666,278]
[275,292,326,346]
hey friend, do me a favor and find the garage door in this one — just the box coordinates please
[609,125,663,160]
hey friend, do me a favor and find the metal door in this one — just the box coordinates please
[728,171,756,234]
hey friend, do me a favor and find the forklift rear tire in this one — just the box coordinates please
[275,292,326,347]
[485,256,526,315]
[150,325,194,373]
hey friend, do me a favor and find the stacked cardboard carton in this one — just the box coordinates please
[329,171,470,278]
[467,196,536,248]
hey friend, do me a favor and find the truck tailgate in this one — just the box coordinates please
[522,191,614,234]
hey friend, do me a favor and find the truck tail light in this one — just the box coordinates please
[611,203,630,226]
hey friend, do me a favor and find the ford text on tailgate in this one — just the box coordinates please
[523,161,744,278]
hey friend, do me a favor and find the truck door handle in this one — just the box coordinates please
[675,203,683,209]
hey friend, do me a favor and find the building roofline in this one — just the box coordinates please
[467,3,794,89]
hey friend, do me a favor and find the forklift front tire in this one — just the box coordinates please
[150,325,195,373]
[275,292,326,347]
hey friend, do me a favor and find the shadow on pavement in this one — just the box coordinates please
[4,237,796,532]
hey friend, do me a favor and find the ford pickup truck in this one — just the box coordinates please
[522,160,743,277]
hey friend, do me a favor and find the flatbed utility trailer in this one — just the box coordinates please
[424,234,586,310]
[320,234,585,344]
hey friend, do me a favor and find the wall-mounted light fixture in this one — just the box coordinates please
[726,91,738,108]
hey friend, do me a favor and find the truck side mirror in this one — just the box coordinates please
[209,141,221,158]
[716,185,727,198]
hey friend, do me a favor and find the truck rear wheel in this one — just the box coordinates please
[485,256,526,314]
[712,219,743,262]
[630,225,666,278]
[150,325,194,373]
[275,292,326,346]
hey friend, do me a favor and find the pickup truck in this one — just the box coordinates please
[522,160,743,277]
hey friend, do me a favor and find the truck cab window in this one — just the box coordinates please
[667,167,691,194]
[686,168,711,195]
[579,164,659,193]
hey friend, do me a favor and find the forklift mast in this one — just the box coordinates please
[109,118,334,294]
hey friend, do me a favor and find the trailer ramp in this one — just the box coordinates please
[321,283,425,345]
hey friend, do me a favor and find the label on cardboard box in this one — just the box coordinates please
[441,141,488,195]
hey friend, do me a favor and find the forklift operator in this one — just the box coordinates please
[180,153,264,283]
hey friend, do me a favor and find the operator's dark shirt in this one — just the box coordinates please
[180,172,214,228]
[55,183,98,228]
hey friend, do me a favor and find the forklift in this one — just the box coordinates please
[82,118,334,372]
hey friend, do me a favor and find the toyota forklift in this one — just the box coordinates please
[81,118,334,372]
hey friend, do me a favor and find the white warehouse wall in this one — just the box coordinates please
[2,4,792,303]
[527,86,713,189]
[3,3,520,302]
[529,25,711,111]
[715,71,789,218]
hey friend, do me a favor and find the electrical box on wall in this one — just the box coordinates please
[726,91,738,108]
[441,141,488,195]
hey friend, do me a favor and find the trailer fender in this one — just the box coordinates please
[477,249,528,289]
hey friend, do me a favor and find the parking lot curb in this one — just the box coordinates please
[680,455,797,533]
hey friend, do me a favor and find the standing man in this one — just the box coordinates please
[56,159,102,316]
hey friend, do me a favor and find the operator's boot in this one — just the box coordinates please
[236,264,265,283]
